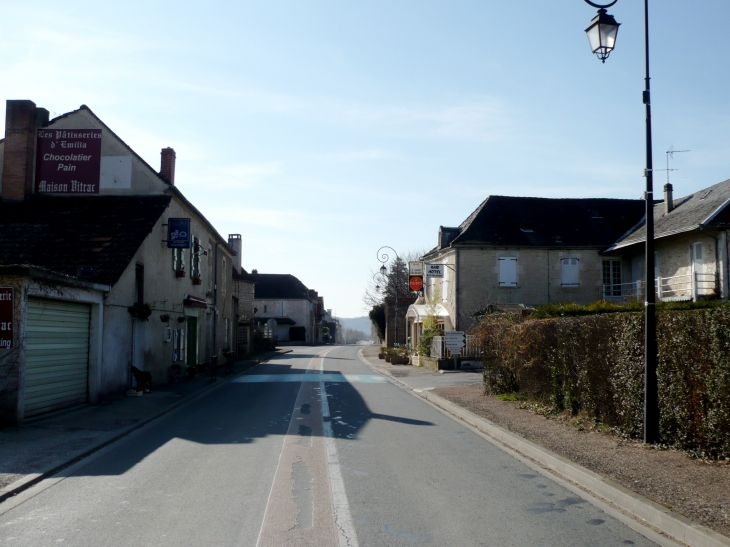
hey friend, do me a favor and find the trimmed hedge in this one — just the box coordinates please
[472,308,730,459]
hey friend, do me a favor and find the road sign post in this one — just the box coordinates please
[444,331,466,369]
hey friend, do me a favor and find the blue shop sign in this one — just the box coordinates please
[167,218,191,248]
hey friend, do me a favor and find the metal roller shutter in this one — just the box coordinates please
[25,298,90,418]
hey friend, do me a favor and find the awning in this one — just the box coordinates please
[183,295,208,309]
[406,303,451,322]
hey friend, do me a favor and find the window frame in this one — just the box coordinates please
[172,247,185,273]
[603,258,622,297]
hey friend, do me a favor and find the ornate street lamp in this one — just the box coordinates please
[376,247,400,347]
[584,1,620,63]
[582,0,659,444]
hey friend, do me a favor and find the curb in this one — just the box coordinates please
[0,349,292,505]
[356,348,730,547]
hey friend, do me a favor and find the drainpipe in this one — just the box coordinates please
[547,250,551,304]
[212,243,219,376]
[454,249,460,330]
[709,232,722,298]
[725,230,730,300]
[130,316,135,388]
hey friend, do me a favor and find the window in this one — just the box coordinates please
[173,328,185,362]
[190,236,201,279]
[172,247,185,272]
[603,259,621,296]
[499,257,517,287]
[692,242,704,274]
[561,258,579,286]
[224,318,230,348]
[693,242,703,262]
[264,304,268,313]
[278,302,284,316]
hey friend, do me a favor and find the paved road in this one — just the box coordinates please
[0,346,658,546]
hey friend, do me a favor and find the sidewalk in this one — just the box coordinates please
[0,349,291,502]
[358,344,730,547]
[359,345,483,391]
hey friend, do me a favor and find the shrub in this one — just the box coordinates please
[471,306,730,458]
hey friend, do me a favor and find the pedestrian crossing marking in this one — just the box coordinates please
[233,373,387,384]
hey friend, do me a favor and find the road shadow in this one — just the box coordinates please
[21,360,434,478]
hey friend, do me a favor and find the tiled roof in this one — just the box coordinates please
[250,273,310,299]
[233,268,256,282]
[0,195,170,285]
[609,178,730,250]
[448,196,646,248]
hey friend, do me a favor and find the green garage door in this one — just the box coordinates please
[25,298,91,418]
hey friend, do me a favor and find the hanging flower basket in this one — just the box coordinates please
[128,302,152,321]
[192,276,202,285]
[175,270,186,278]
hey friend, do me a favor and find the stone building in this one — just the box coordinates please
[251,272,322,344]
[603,180,730,301]
[416,195,646,334]
[0,100,235,424]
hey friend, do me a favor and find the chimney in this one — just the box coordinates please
[664,183,674,214]
[227,234,242,274]
[2,100,38,201]
[439,226,462,249]
[159,147,176,185]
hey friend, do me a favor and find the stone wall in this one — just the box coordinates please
[455,247,606,327]
[384,296,416,347]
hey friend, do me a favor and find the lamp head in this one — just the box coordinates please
[585,8,620,63]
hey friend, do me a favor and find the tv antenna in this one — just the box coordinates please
[655,146,690,186]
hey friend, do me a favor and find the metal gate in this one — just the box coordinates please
[24,298,91,418]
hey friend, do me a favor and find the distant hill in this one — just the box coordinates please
[338,316,373,337]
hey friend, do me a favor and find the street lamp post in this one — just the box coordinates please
[376,246,400,347]
[583,0,659,444]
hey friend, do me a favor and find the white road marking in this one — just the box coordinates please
[254,349,359,547]
[318,356,360,547]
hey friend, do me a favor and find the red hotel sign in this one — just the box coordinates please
[0,288,13,350]
[35,129,102,194]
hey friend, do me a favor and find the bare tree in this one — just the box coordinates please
[362,248,428,311]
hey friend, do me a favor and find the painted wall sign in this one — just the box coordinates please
[167,218,191,248]
[426,264,444,278]
[0,288,13,350]
[409,276,423,291]
[409,261,424,276]
[35,129,102,194]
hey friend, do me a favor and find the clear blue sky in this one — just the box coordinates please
[2,1,729,317]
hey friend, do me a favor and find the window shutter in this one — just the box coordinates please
[499,257,517,286]
[561,258,579,286]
